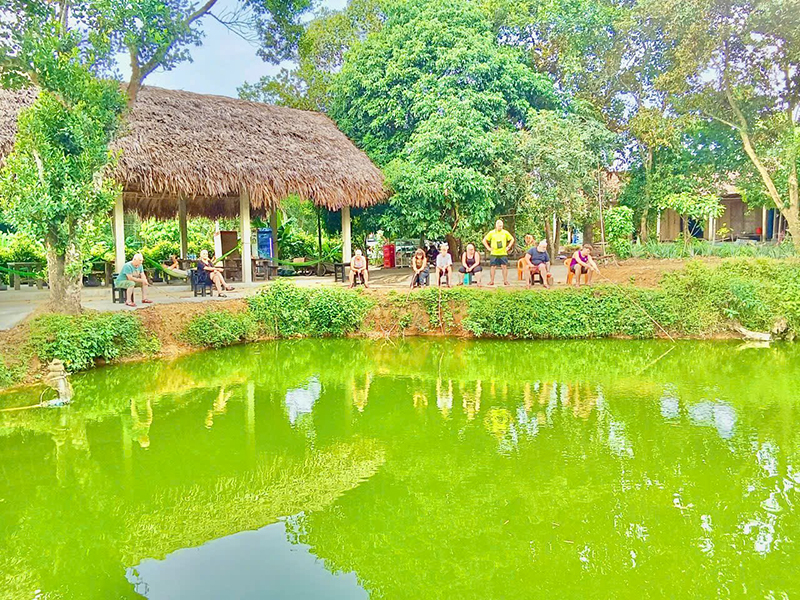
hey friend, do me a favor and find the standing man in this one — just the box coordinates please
[115,253,152,307]
[482,219,515,286]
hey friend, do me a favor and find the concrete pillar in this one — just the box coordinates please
[178,194,188,259]
[761,206,767,242]
[113,194,125,271]
[240,190,252,284]
[342,205,352,263]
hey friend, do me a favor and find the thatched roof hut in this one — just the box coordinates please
[0,86,387,218]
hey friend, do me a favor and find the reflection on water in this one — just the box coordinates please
[1,338,799,599]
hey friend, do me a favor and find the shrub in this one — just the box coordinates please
[248,281,312,337]
[605,206,634,259]
[307,288,374,336]
[182,310,260,348]
[0,353,24,388]
[247,281,372,337]
[29,312,160,372]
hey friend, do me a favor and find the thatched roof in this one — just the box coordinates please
[0,86,387,218]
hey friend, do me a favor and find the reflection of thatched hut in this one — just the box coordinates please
[0,86,386,277]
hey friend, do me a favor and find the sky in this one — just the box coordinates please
[116,0,347,99]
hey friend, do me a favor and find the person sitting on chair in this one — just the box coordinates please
[524,240,553,289]
[458,243,482,285]
[116,253,152,307]
[570,244,600,288]
[349,249,369,288]
[410,248,429,288]
[435,243,453,287]
[197,249,234,296]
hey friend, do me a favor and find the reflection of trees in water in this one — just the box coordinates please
[2,339,800,598]
[0,383,386,600]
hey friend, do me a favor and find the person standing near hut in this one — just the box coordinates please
[115,253,152,307]
[482,219,515,286]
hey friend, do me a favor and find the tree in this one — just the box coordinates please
[0,4,126,313]
[517,108,617,257]
[329,0,557,249]
[240,0,385,111]
[94,0,314,106]
[0,0,313,313]
[639,0,800,249]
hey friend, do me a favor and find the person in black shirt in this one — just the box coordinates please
[523,240,553,289]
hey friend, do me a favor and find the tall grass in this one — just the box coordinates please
[631,240,796,260]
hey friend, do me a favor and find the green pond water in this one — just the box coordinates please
[1,339,799,600]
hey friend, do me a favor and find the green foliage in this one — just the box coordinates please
[636,0,800,245]
[247,281,373,337]
[459,286,675,339]
[239,0,385,111]
[605,206,634,258]
[659,191,724,222]
[632,240,797,260]
[29,312,160,372]
[330,0,558,241]
[182,311,260,349]
[0,233,47,283]
[0,353,25,388]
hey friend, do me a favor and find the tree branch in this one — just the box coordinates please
[129,0,220,100]
[723,80,786,211]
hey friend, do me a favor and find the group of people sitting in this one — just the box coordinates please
[116,249,236,306]
[404,219,600,289]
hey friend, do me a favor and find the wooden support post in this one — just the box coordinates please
[761,206,767,242]
[113,194,125,272]
[178,194,188,259]
[342,205,352,263]
[269,210,279,259]
[240,190,252,284]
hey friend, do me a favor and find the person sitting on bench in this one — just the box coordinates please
[524,239,553,289]
[197,249,234,296]
[435,243,453,287]
[116,253,152,307]
[349,249,369,288]
[570,244,600,288]
[458,243,482,285]
[410,248,429,288]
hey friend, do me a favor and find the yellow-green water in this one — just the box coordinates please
[1,339,799,599]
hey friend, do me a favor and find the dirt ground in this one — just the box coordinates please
[592,257,719,287]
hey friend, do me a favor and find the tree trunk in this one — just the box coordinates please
[45,236,82,315]
[582,221,594,245]
[544,215,561,259]
[639,213,648,244]
[445,233,461,259]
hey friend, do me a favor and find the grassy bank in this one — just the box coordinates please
[2,258,799,390]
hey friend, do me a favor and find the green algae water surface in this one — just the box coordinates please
[1,339,799,599]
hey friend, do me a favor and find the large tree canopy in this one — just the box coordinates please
[637,0,800,247]
[329,0,558,243]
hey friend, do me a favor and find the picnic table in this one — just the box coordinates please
[8,261,47,291]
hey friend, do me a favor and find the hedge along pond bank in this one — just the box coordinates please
[182,259,800,348]
[2,258,800,389]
